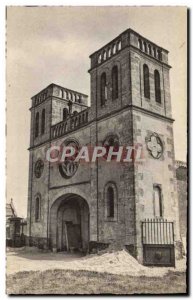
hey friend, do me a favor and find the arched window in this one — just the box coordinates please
[153,186,162,217]
[143,64,150,99]
[108,48,111,58]
[138,39,143,50]
[154,70,161,103]
[98,54,102,64]
[59,89,63,98]
[103,134,119,161]
[41,109,45,135]
[148,44,152,55]
[157,50,162,61]
[105,182,118,220]
[153,47,157,58]
[64,90,67,99]
[69,92,72,100]
[112,66,118,100]
[63,108,68,120]
[100,72,107,106]
[118,41,121,51]
[35,112,39,138]
[107,186,114,218]
[143,41,147,52]
[112,44,116,54]
[35,196,41,221]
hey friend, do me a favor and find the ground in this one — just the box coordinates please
[6,247,187,295]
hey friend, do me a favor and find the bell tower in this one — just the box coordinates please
[88,30,132,120]
[129,29,172,118]
[88,29,181,261]
[27,28,182,264]
[88,29,172,119]
[127,30,181,261]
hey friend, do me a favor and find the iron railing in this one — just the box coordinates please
[142,218,174,245]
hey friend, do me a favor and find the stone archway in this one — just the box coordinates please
[50,194,89,253]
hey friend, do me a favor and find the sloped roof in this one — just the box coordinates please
[6,201,17,219]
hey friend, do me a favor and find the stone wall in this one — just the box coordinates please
[176,162,187,239]
[27,29,183,263]
[130,49,171,118]
[31,98,52,148]
[89,47,132,120]
[27,142,50,242]
[52,98,87,126]
[132,109,181,261]
[96,109,135,247]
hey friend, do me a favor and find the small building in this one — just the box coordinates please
[6,199,17,240]
[6,199,27,247]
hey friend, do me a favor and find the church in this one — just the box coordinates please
[27,29,182,266]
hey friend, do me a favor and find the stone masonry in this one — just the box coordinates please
[27,29,182,263]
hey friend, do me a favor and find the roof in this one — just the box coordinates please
[6,200,17,219]
[89,28,169,58]
[31,83,88,100]
[175,160,187,168]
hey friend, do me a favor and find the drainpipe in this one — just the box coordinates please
[96,68,99,243]
[29,152,34,244]
[47,90,53,249]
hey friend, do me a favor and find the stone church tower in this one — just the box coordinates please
[27,29,181,266]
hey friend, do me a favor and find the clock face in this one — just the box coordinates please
[34,159,44,178]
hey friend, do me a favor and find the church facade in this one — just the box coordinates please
[27,29,181,265]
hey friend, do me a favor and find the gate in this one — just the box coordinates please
[142,218,175,267]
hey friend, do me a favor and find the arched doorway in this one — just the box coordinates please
[50,194,89,253]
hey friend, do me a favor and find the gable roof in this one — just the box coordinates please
[6,200,17,219]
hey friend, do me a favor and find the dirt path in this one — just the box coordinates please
[6,248,84,275]
[6,247,186,278]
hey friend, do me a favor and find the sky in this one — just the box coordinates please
[6,6,187,217]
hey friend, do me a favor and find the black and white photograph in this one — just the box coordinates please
[5,6,187,295]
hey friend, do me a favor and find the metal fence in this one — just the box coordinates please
[141,218,174,245]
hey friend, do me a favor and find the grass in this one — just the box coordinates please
[6,269,187,295]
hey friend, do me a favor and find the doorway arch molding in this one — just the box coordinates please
[49,193,90,252]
